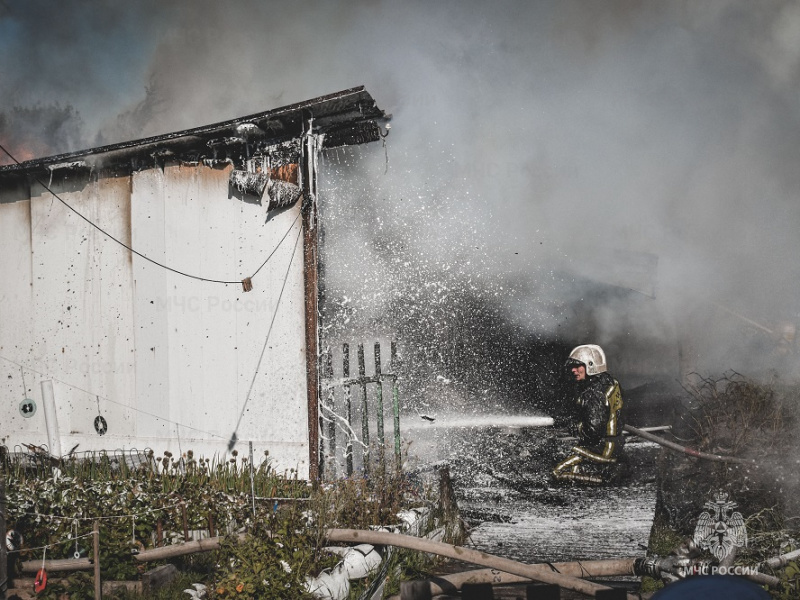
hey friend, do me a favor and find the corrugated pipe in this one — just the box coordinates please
[325,529,639,599]
[622,425,755,465]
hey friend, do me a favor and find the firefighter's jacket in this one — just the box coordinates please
[575,371,624,451]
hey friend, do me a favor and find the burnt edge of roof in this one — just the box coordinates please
[0,86,388,177]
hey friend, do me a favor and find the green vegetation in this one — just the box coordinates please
[2,449,449,599]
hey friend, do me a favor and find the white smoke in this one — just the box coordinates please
[3,0,800,389]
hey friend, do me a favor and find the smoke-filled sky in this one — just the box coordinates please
[3,0,800,390]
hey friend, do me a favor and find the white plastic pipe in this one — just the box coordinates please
[305,564,350,600]
[41,380,62,457]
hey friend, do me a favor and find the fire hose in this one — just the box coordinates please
[326,530,780,597]
[763,547,800,570]
[326,528,641,599]
[622,424,756,465]
[384,561,641,600]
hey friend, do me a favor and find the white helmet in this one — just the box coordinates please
[567,344,607,376]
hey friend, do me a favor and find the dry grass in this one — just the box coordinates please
[682,371,793,457]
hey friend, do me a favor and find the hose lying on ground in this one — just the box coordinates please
[325,528,640,599]
[383,559,643,600]
[622,424,755,465]
[762,547,800,570]
[22,533,249,572]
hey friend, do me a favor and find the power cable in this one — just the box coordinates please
[228,226,303,451]
[7,531,96,556]
[14,500,185,526]
[1,208,304,450]
[0,141,299,286]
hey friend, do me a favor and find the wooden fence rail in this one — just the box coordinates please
[320,340,401,479]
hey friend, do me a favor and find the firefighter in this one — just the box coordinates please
[552,344,625,484]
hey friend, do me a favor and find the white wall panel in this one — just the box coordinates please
[0,189,40,448]
[130,168,173,442]
[27,172,136,453]
[2,163,310,475]
[131,163,308,473]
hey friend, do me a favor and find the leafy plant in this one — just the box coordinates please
[210,506,338,600]
[3,448,441,598]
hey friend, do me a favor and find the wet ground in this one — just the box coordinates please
[404,417,661,591]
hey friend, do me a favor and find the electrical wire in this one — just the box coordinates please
[14,500,185,526]
[1,218,304,449]
[0,141,299,286]
[11,494,305,529]
[228,227,303,451]
[6,531,96,555]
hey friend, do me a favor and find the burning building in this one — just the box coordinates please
[0,86,388,479]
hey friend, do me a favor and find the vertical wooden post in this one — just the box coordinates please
[438,465,464,543]
[358,344,370,474]
[343,344,353,476]
[391,341,402,469]
[93,520,101,600]
[323,351,337,479]
[374,343,385,446]
[208,513,216,538]
[1,477,7,600]
[301,120,321,481]
[156,519,163,547]
[374,343,385,473]
[438,466,458,527]
[181,503,189,542]
[248,442,256,518]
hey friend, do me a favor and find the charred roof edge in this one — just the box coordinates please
[0,86,387,174]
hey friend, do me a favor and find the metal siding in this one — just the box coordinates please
[0,194,39,446]
[130,168,172,442]
[26,173,136,452]
[131,163,308,472]
[1,164,309,475]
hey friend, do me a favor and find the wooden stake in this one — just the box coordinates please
[374,343,385,458]
[358,344,370,474]
[93,520,101,600]
[249,442,256,518]
[181,503,190,542]
[323,351,336,479]
[391,341,401,469]
[1,477,7,600]
[343,344,353,476]
[301,122,321,481]
[208,513,215,538]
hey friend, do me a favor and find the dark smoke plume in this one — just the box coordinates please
[3,0,800,401]
[0,104,85,164]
